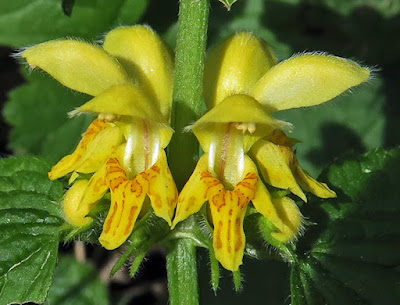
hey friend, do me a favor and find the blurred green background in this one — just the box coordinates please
[0,0,399,304]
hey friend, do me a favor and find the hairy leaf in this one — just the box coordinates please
[0,156,64,305]
[291,148,400,305]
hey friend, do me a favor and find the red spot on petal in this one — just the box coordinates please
[104,202,118,234]
[235,218,243,252]
[227,219,232,253]
[151,165,160,173]
[130,180,143,198]
[216,221,223,249]
[124,206,138,235]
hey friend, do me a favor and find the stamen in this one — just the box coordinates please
[98,113,121,122]
[234,122,256,134]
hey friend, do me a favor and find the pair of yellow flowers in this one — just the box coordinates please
[22,25,370,271]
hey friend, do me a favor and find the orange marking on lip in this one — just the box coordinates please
[104,201,118,234]
[124,206,138,235]
[227,218,232,254]
[109,177,126,191]
[151,193,162,208]
[140,172,152,182]
[185,196,197,211]
[237,195,248,208]
[107,158,119,165]
[212,192,226,211]
[130,180,143,198]
[238,181,254,190]
[200,172,213,179]
[107,166,125,173]
[245,172,258,179]
[151,165,160,173]
[235,218,243,252]
[216,221,223,249]
[93,176,106,192]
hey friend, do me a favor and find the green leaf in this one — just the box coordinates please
[61,0,76,16]
[291,148,400,305]
[4,71,95,163]
[0,0,149,47]
[45,256,109,305]
[0,156,64,305]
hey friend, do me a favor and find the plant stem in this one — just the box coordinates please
[169,0,210,189]
[166,238,199,305]
[167,0,210,304]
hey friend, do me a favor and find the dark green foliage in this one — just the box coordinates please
[0,156,64,305]
[291,148,400,305]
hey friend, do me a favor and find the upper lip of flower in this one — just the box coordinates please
[204,32,370,114]
[21,25,174,124]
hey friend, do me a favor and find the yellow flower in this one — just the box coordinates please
[22,25,177,250]
[172,32,370,271]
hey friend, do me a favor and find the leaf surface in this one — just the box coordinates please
[291,148,400,305]
[0,156,65,305]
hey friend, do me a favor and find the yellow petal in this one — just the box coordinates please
[49,119,109,180]
[72,84,170,127]
[206,171,258,271]
[78,163,108,210]
[252,53,370,112]
[245,156,302,242]
[172,154,209,228]
[78,143,127,210]
[204,32,276,109]
[293,161,336,198]
[191,94,286,153]
[269,129,300,147]
[74,125,124,174]
[250,139,306,201]
[269,130,336,199]
[69,172,80,184]
[99,157,147,250]
[22,40,130,96]
[270,197,303,243]
[103,26,174,121]
[63,179,92,226]
[139,149,178,225]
